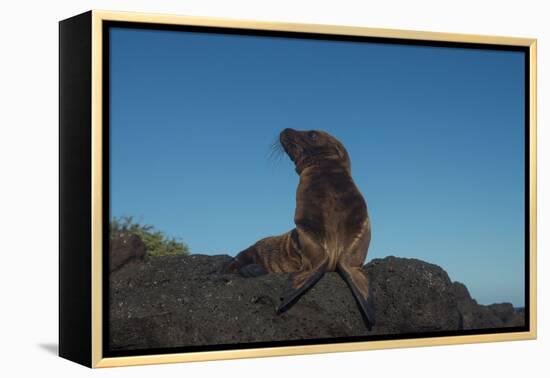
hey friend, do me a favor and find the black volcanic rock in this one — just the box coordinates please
[109,254,525,351]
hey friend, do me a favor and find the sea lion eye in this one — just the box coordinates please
[308,131,317,139]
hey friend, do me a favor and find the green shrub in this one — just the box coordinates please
[110,216,190,257]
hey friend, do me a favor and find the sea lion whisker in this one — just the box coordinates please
[267,138,286,162]
[267,148,283,163]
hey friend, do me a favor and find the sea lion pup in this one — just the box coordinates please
[223,128,374,329]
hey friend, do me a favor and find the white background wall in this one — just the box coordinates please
[0,0,547,376]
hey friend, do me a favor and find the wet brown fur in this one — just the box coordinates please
[223,128,374,328]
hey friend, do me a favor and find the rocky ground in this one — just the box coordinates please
[109,252,524,352]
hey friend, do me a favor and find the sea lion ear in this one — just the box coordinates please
[334,143,351,171]
[335,144,346,160]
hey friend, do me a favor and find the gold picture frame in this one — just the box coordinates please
[59,9,537,368]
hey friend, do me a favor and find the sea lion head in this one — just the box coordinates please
[279,128,351,174]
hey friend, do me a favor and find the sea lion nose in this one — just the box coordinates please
[281,128,296,137]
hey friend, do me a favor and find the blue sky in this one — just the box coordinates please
[109,27,525,306]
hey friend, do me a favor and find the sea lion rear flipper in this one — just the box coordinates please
[239,264,268,277]
[220,245,260,274]
[337,263,375,331]
[276,260,327,314]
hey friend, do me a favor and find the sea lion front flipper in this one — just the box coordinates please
[276,260,328,314]
[336,263,375,331]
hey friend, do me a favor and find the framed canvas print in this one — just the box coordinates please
[59,10,537,368]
